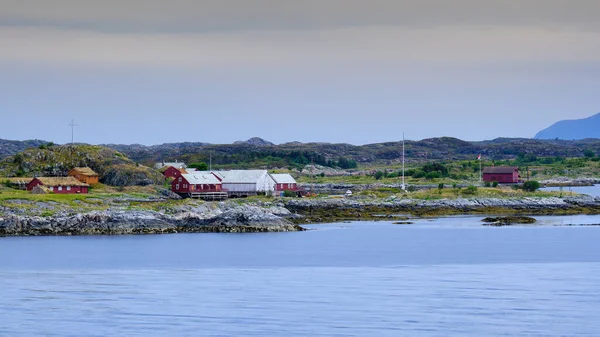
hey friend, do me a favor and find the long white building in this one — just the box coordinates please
[214,170,276,197]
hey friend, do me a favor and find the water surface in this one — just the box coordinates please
[2,216,600,336]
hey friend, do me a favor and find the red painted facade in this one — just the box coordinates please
[482,167,520,183]
[26,178,89,194]
[275,183,298,191]
[171,175,223,194]
[163,166,185,179]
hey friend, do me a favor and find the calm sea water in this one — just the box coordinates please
[2,215,600,336]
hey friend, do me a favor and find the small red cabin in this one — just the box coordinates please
[482,167,520,184]
[272,173,298,191]
[172,173,223,194]
[27,177,90,194]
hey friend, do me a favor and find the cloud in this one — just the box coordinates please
[1,24,599,70]
[1,0,600,33]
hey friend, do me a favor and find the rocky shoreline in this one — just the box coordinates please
[0,203,304,236]
[284,195,600,222]
[2,195,600,236]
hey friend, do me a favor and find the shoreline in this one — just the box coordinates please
[2,195,600,236]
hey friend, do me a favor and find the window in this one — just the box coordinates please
[176,184,180,189]
[67,186,71,191]
[58,186,62,191]
[179,177,182,182]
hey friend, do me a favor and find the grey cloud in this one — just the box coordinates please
[1,0,600,33]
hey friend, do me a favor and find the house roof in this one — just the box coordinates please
[214,170,271,184]
[155,162,186,169]
[70,167,99,176]
[483,166,519,174]
[35,177,90,187]
[271,173,297,184]
[3,177,33,184]
[181,173,222,185]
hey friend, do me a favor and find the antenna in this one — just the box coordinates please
[402,133,405,190]
[68,119,78,145]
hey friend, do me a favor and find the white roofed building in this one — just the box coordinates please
[214,170,276,197]
[155,161,186,170]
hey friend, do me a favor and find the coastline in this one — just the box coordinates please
[2,195,600,236]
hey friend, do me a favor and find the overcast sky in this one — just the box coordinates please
[1,0,599,145]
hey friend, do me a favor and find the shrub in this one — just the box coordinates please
[426,171,441,179]
[492,181,499,188]
[188,162,208,170]
[462,185,478,195]
[283,190,297,197]
[523,180,540,192]
[438,183,444,190]
[374,171,385,180]
[584,149,595,158]
[484,181,491,187]
[412,170,426,179]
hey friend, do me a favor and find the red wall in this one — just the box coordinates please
[171,176,222,193]
[163,166,183,179]
[483,173,519,183]
[26,179,89,194]
[275,183,298,191]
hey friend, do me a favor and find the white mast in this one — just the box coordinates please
[402,133,405,190]
[68,119,78,145]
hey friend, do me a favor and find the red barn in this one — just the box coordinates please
[27,177,90,194]
[482,167,520,184]
[172,173,225,198]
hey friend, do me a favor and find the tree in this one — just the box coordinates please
[188,162,208,170]
[584,149,595,158]
[523,180,540,192]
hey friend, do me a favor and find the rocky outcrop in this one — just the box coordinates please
[541,177,600,186]
[0,204,304,236]
[482,216,537,226]
[285,196,600,221]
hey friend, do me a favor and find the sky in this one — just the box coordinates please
[1,0,599,145]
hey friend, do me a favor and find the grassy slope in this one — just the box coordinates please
[0,144,163,186]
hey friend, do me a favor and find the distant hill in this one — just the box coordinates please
[234,137,274,147]
[2,137,600,171]
[535,113,600,140]
[0,138,48,158]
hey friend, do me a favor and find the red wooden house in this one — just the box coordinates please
[162,166,186,179]
[271,174,298,191]
[172,173,223,195]
[27,177,90,194]
[482,167,520,184]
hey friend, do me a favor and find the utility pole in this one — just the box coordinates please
[68,119,78,145]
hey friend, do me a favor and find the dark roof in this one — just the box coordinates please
[483,166,519,174]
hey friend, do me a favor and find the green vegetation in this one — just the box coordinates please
[522,180,541,192]
[188,162,208,170]
[0,144,162,186]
